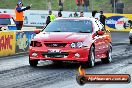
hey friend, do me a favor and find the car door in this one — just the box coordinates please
[97,20,110,55]
[103,29,112,53]
[93,20,106,59]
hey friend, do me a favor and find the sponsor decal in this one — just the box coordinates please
[106,16,131,30]
[16,31,35,53]
[0,32,15,56]
[0,35,13,51]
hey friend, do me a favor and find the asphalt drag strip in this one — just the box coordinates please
[0,43,132,88]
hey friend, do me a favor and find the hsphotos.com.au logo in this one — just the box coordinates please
[76,66,131,85]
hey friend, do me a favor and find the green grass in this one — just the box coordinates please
[0,0,131,13]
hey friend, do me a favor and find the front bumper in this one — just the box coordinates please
[29,47,90,62]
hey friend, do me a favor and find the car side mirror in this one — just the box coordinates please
[34,30,41,34]
[97,30,104,35]
[101,27,105,31]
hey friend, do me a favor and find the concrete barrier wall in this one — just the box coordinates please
[0,31,16,56]
[0,9,131,32]
[0,31,36,57]
[0,9,95,27]
[105,13,132,32]
[15,31,36,54]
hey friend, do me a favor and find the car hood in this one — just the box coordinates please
[33,32,92,43]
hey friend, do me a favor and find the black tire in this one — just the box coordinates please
[29,58,38,67]
[130,40,132,44]
[86,46,95,68]
[101,43,112,64]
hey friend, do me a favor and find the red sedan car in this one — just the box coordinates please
[29,17,112,67]
[0,13,15,31]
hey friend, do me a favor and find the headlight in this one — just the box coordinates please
[70,43,76,48]
[30,41,42,47]
[70,42,84,48]
[77,42,84,48]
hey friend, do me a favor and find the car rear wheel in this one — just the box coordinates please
[86,46,95,68]
[29,58,38,67]
[101,43,112,64]
[130,40,132,44]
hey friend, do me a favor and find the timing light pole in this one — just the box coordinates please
[91,0,94,11]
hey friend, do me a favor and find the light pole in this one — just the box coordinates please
[114,0,116,13]
[70,0,72,11]
[91,0,94,11]
[46,0,47,10]
[48,0,52,11]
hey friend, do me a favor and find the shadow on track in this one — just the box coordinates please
[32,61,105,70]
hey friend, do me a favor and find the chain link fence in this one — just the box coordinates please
[0,0,131,13]
[44,0,132,14]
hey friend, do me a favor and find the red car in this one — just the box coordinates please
[0,13,15,30]
[29,17,112,67]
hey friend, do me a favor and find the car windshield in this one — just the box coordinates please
[44,19,93,33]
[0,18,11,25]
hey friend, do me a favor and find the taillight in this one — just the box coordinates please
[30,41,42,47]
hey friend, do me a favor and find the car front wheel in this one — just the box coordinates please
[86,46,95,68]
[29,57,38,67]
[130,40,132,44]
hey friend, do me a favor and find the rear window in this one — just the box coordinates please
[44,19,93,33]
[0,18,11,25]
